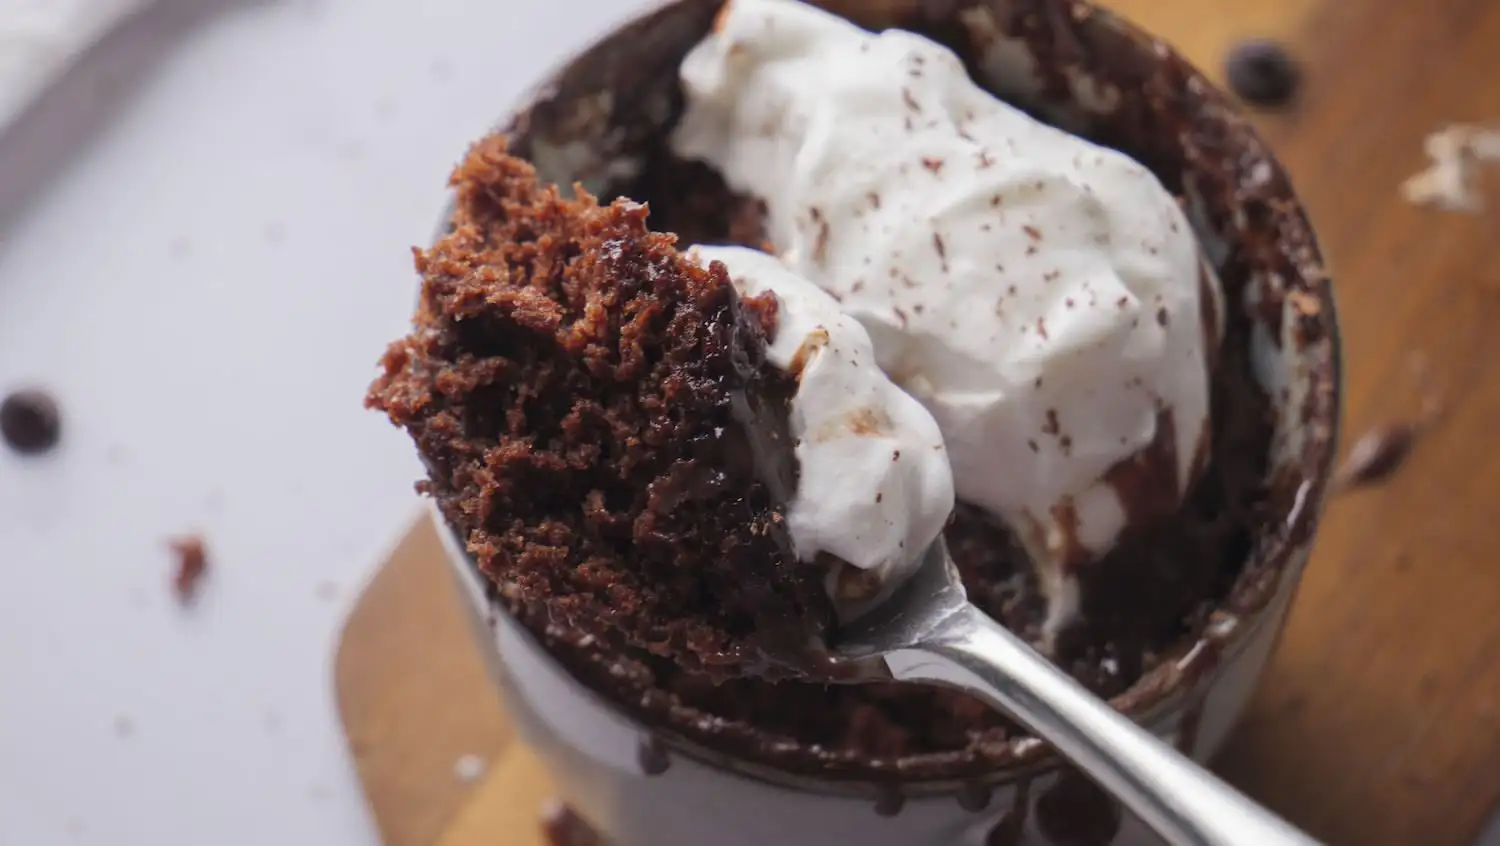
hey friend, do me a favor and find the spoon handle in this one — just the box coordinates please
[885,603,1320,846]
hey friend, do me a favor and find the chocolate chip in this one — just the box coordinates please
[1,389,61,455]
[1224,40,1301,108]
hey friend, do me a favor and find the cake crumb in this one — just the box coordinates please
[453,753,487,783]
[170,536,209,605]
[1400,124,1500,213]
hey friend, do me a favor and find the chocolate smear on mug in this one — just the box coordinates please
[1037,767,1121,846]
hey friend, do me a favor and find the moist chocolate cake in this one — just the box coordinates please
[366,137,835,680]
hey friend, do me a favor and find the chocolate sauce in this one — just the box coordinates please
[1101,408,1182,531]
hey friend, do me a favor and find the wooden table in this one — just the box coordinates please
[333,0,1500,844]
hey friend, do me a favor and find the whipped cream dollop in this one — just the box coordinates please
[674,0,1222,634]
[689,245,955,607]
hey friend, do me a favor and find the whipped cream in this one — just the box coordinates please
[689,245,955,607]
[675,0,1221,635]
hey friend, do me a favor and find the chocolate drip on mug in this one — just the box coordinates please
[986,774,1033,846]
[637,735,671,776]
[1176,696,1207,758]
[874,785,906,817]
[1036,767,1121,846]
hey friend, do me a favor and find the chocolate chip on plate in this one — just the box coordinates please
[1,389,61,455]
[1224,39,1302,108]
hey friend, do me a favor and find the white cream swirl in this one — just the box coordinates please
[675,0,1221,635]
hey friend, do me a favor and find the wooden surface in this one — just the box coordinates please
[333,0,1500,844]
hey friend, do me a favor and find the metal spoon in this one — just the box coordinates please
[829,539,1321,846]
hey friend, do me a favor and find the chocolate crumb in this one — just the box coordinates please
[1157,307,1170,327]
[1022,225,1043,241]
[922,157,945,174]
[1,389,61,455]
[933,232,949,270]
[902,88,922,112]
[1334,423,1418,490]
[1224,40,1301,108]
[867,190,882,209]
[170,535,209,605]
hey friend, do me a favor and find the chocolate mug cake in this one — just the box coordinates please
[372,0,1341,843]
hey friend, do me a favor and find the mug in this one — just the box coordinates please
[432,1,1341,843]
